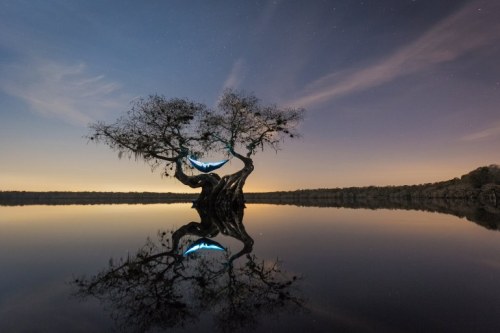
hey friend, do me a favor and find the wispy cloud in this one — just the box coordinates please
[461,122,500,142]
[220,58,246,91]
[0,59,130,126]
[218,0,282,97]
[288,0,500,108]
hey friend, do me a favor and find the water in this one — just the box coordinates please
[1,203,500,332]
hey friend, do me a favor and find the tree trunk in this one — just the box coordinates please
[170,202,254,262]
[173,149,254,209]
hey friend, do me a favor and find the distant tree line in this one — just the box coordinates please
[1,166,499,230]
[245,165,500,231]
[1,165,499,206]
[246,165,500,207]
[0,191,197,206]
[1,166,498,206]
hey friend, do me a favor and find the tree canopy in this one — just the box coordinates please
[89,90,304,177]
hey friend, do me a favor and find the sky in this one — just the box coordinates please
[1,0,499,193]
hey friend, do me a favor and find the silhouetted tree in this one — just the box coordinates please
[89,90,304,207]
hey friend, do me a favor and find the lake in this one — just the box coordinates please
[1,203,500,332]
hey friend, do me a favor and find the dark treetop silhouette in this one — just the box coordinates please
[88,90,304,208]
[73,204,302,332]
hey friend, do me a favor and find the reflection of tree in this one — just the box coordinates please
[73,205,302,332]
[246,194,500,231]
[170,203,254,263]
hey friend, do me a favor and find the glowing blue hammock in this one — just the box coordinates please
[188,156,229,173]
[183,237,225,256]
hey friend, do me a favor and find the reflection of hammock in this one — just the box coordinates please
[188,156,229,173]
[183,237,225,256]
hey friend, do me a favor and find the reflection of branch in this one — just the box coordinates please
[73,232,302,332]
[215,254,301,333]
[74,234,194,332]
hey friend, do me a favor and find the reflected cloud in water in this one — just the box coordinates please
[72,204,303,332]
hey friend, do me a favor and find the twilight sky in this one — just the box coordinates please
[1,0,499,193]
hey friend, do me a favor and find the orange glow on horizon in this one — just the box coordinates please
[0,156,495,193]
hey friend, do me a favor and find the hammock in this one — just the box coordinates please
[188,156,229,173]
[183,237,225,256]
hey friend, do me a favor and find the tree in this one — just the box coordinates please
[89,90,304,207]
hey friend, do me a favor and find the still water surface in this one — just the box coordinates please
[1,204,499,332]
